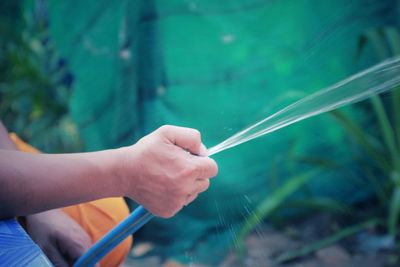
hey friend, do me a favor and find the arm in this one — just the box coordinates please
[0,121,17,150]
[0,121,93,266]
[0,124,218,219]
[0,148,123,218]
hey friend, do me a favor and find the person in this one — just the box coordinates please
[0,120,218,266]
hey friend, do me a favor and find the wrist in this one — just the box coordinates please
[108,146,135,198]
[85,148,129,198]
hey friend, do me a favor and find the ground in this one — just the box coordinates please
[123,213,399,267]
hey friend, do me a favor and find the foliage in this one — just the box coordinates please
[334,26,400,238]
[234,137,355,252]
[0,0,81,152]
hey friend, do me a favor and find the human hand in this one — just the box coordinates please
[121,125,218,218]
[25,209,93,267]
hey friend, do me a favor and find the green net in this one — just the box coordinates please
[46,0,397,263]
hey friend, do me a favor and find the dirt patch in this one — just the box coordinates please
[124,213,399,267]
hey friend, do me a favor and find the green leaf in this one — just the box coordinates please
[384,27,400,154]
[388,184,400,237]
[359,161,389,207]
[385,27,400,55]
[365,28,389,60]
[330,110,390,173]
[370,95,398,164]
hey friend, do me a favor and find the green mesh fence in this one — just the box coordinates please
[45,0,396,263]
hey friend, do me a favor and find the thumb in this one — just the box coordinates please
[160,125,203,155]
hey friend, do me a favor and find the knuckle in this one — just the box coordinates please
[191,129,201,140]
[158,125,173,134]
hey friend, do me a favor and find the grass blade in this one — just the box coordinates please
[359,160,389,207]
[370,95,398,161]
[385,27,400,55]
[236,171,317,252]
[330,110,390,173]
[384,27,400,154]
[388,185,400,237]
[366,28,389,60]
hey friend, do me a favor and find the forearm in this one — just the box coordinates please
[0,149,126,219]
[0,124,219,219]
[0,121,17,150]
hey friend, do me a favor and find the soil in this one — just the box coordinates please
[123,213,399,267]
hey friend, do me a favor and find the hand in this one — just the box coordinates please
[25,209,93,267]
[121,125,218,218]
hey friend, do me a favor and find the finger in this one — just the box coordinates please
[59,231,92,264]
[184,179,209,206]
[160,125,203,155]
[192,156,218,179]
[64,239,91,264]
[45,245,69,267]
[185,193,198,206]
[195,179,210,194]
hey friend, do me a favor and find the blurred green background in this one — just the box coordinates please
[2,0,400,265]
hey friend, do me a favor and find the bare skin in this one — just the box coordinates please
[0,121,16,150]
[0,124,218,219]
[0,121,93,266]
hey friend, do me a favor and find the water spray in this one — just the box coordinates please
[74,57,400,266]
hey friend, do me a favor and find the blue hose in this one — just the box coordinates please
[74,205,154,267]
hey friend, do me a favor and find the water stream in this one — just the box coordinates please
[208,56,400,156]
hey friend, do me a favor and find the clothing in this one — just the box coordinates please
[10,133,132,267]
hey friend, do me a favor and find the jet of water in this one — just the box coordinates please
[208,57,400,156]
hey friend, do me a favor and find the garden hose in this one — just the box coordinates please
[74,205,153,267]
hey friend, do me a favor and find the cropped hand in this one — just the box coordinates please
[25,209,93,267]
